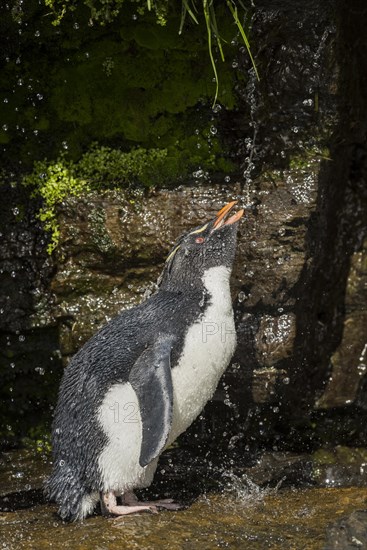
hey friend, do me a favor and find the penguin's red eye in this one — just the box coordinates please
[195,237,205,244]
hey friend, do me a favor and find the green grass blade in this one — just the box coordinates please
[226,0,259,80]
[203,0,219,107]
[179,2,187,34]
[209,3,225,62]
[182,0,199,25]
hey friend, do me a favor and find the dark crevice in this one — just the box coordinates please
[279,0,367,421]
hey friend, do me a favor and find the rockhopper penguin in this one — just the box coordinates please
[46,200,244,520]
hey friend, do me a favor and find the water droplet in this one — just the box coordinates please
[17,78,23,86]
[34,30,40,37]
[224,175,231,183]
[283,377,290,385]
[132,13,138,20]
[59,460,65,467]
[2,124,8,131]
[192,169,204,179]
[210,126,217,135]
[232,61,239,69]
[73,22,79,29]
[36,93,43,100]
[303,98,313,107]
[11,271,16,278]
[19,334,25,341]
[62,141,68,150]
[3,98,8,103]
[12,207,19,215]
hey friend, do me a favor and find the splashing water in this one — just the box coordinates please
[221,470,273,505]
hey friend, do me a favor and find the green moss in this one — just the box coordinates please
[76,144,177,186]
[1,2,243,173]
[23,157,91,254]
[289,147,331,170]
[43,0,258,103]
[0,131,10,144]
[23,143,227,253]
[312,446,367,466]
[22,429,52,454]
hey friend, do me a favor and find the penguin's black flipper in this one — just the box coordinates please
[129,334,175,467]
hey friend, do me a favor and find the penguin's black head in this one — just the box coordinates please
[158,201,244,291]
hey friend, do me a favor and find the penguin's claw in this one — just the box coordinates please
[101,492,158,517]
[111,504,158,516]
[151,500,182,511]
[133,499,182,511]
[123,492,182,511]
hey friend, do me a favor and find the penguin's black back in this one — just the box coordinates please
[46,287,204,519]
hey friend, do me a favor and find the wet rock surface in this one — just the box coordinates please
[1,481,367,549]
[325,511,367,550]
[317,239,367,409]
[43,0,366,453]
[1,448,367,550]
[0,187,62,440]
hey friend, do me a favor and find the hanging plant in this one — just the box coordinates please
[181,0,259,105]
[44,0,259,105]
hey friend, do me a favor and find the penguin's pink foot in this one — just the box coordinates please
[101,492,158,516]
[123,491,182,511]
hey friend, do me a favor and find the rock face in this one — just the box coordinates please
[51,0,367,450]
[1,0,367,451]
[317,240,367,409]
[325,510,367,550]
[0,187,62,440]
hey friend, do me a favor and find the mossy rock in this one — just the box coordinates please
[0,1,241,170]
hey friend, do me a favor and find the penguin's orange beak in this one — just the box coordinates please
[213,200,244,230]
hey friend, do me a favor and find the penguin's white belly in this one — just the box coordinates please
[97,383,157,492]
[168,266,236,445]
